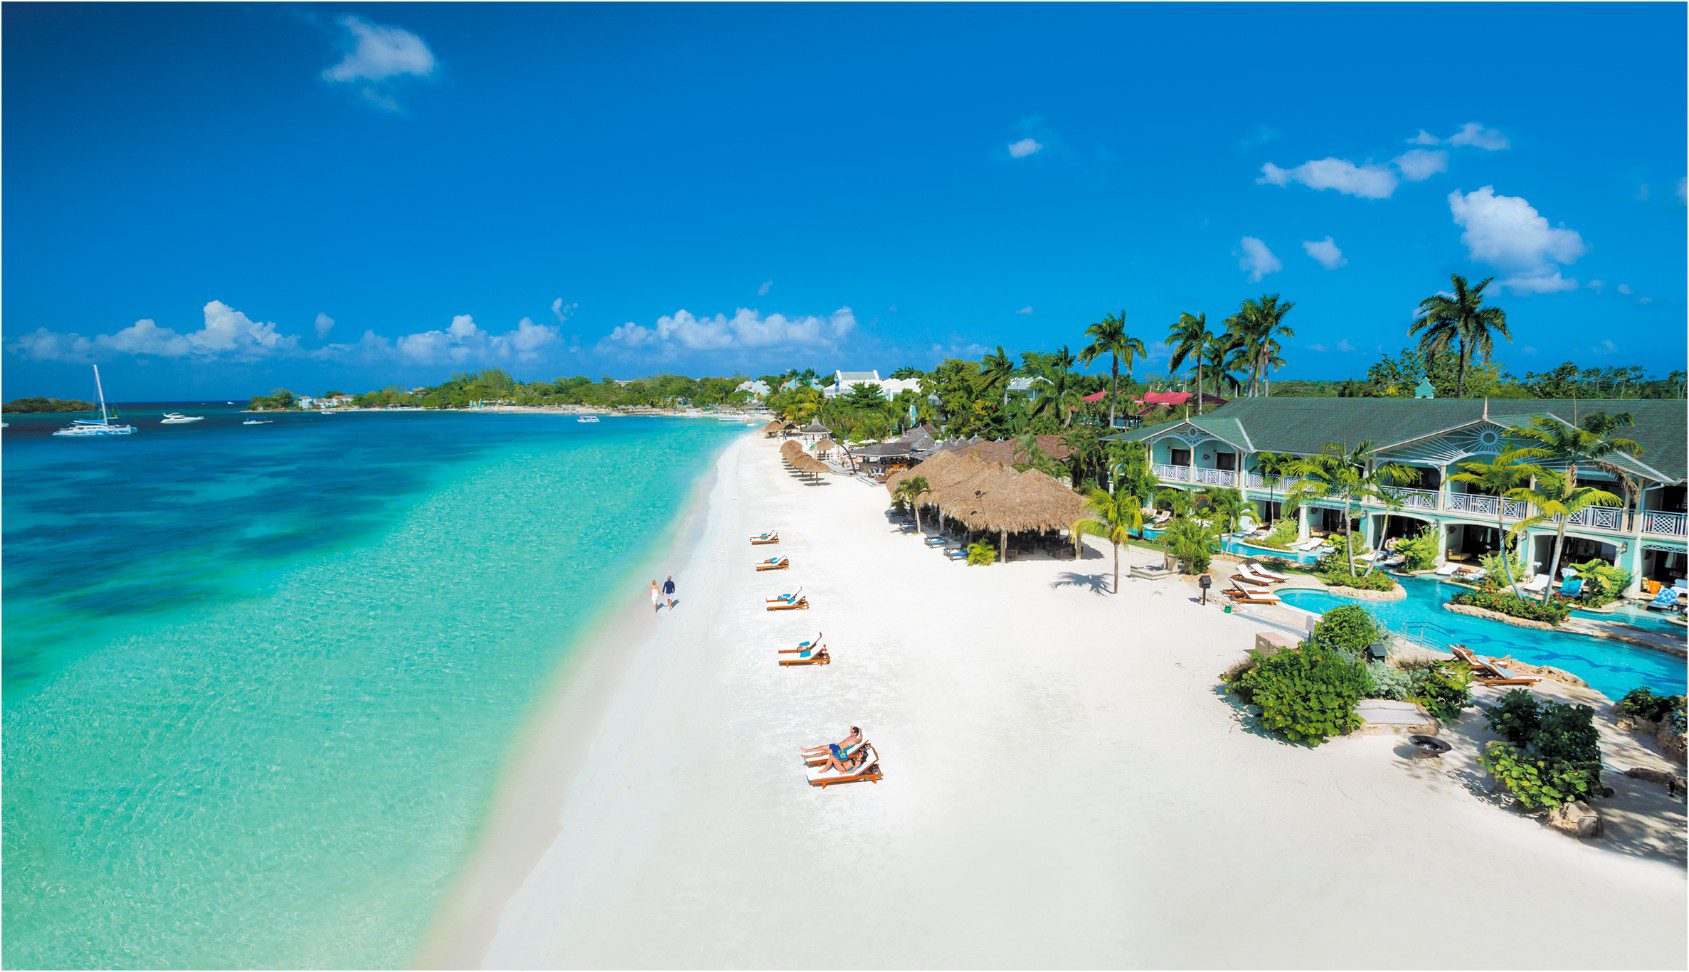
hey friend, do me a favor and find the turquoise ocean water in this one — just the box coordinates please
[2,407,742,967]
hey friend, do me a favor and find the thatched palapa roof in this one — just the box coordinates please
[780,438,829,475]
[952,434,1073,466]
[884,452,1085,535]
[814,436,841,454]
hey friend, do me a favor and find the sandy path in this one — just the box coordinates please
[448,433,1686,969]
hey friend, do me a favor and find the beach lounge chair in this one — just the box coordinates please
[806,744,883,787]
[924,535,949,547]
[1459,567,1487,582]
[1516,573,1550,595]
[755,556,790,571]
[1646,586,1682,612]
[1232,563,1282,586]
[765,588,804,603]
[767,596,809,611]
[1555,577,1585,599]
[801,735,864,765]
[1434,563,1462,577]
[1246,562,1290,583]
[779,647,829,666]
[780,632,824,653]
[1226,580,1281,604]
[1291,537,1324,552]
[1450,645,1543,687]
[750,531,780,545]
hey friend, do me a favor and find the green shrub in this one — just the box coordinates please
[1365,662,1414,701]
[1616,687,1687,727]
[1410,662,1472,721]
[1314,564,1397,592]
[1480,742,1601,813]
[1396,526,1440,572]
[1531,701,1601,765]
[1235,645,1369,745]
[1450,587,1571,625]
[1484,688,1543,744]
[1260,518,1300,550]
[1475,550,1517,589]
[1308,604,1382,656]
[1569,559,1632,607]
[1162,517,1217,575]
[965,541,998,566]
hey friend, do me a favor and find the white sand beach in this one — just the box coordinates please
[423,431,1686,969]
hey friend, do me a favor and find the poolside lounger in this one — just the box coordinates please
[1450,645,1542,687]
[779,632,825,653]
[1646,586,1682,611]
[1226,580,1281,604]
[802,736,864,765]
[1555,577,1585,599]
[1459,567,1487,582]
[1246,562,1290,583]
[779,648,830,666]
[1516,574,1550,595]
[807,744,883,787]
[765,588,804,603]
[755,556,790,571]
[1292,538,1324,552]
[1233,563,1284,586]
[1434,563,1462,576]
[750,532,780,545]
[766,596,809,611]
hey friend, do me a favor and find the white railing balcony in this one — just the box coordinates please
[1154,463,1190,483]
[1391,487,1440,511]
[1643,510,1688,537]
[1445,492,1528,520]
[1558,505,1624,532]
[1244,472,1303,493]
[1191,467,1238,487]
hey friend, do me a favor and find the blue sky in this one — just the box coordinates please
[3,2,1684,399]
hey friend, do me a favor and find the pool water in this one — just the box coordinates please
[1221,536,1320,564]
[1278,577,1686,700]
[1572,603,1689,636]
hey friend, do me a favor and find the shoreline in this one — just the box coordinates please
[412,431,748,968]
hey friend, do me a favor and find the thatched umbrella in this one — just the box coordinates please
[780,438,828,481]
[780,438,804,463]
[813,436,841,458]
[760,418,786,437]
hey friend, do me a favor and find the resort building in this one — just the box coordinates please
[735,379,771,399]
[1112,397,1687,595]
[824,370,882,397]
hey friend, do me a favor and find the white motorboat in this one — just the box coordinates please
[53,366,136,437]
[577,415,601,423]
[160,412,204,425]
[242,419,273,426]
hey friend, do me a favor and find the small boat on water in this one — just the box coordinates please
[242,419,273,426]
[53,366,136,438]
[160,412,204,425]
[577,415,601,423]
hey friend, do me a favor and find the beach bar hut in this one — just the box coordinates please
[813,436,841,460]
[799,419,831,445]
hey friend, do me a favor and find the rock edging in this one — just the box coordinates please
[1328,583,1406,602]
[1443,601,1559,631]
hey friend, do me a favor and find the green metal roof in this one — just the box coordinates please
[1111,398,1686,483]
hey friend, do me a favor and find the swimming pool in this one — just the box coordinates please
[1221,536,1320,564]
[1277,577,1686,700]
[1573,603,1689,636]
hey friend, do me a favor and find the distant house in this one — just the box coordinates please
[1006,376,1045,395]
[779,376,824,392]
[825,370,882,398]
[877,377,922,398]
[736,379,771,399]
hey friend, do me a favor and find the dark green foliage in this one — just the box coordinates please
[2,397,96,413]
[1395,526,1440,572]
[1450,587,1571,624]
[1307,605,1381,656]
[248,388,296,410]
[1410,662,1472,721]
[1484,689,1542,743]
[1234,645,1369,745]
[1313,559,1398,592]
[1478,695,1605,812]
[1480,743,1601,813]
[1161,517,1217,574]
[1616,687,1687,729]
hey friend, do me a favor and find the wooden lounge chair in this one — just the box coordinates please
[779,632,824,653]
[1450,645,1542,687]
[802,737,864,766]
[1249,562,1290,582]
[779,648,830,666]
[767,596,809,611]
[755,556,790,571]
[765,588,804,603]
[1226,580,1280,604]
[750,532,780,545]
[1232,563,1285,585]
[807,744,882,787]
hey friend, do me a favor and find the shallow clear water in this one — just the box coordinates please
[1278,577,1686,700]
[2,408,742,967]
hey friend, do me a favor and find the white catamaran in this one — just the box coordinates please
[53,365,136,437]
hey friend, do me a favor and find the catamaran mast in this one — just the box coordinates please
[93,365,110,424]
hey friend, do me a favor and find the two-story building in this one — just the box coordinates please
[1111,397,1687,595]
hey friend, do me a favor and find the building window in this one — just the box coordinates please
[1170,448,1191,466]
[1215,452,1236,471]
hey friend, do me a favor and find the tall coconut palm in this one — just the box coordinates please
[1078,310,1146,428]
[1030,345,1081,428]
[1283,440,1415,574]
[1223,294,1295,396]
[1447,448,1538,589]
[1166,311,1216,413]
[1507,472,1623,605]
[1078,487,1146,594]
[1252,451,1296,522]
[1410,274,1509,398]
[1200,337,1244,397]
[1199,486,1250,535]
[893,475,931,536]
[1508,412,1642,589]
[979,345,1016,411]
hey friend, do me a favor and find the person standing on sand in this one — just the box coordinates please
[662,575,677,609]
[649,579,661,614]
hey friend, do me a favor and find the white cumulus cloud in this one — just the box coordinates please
[7,301,300,362]
[1393,148,1448,182]
[601,307,856,356]
[1410,123,1509,151]
[1303,236,1347,270]
[322,16,436,111]
[550,297,578,324]
[1258,158,1397,199]
[319,314,560,365]
[1448,186,1586,295]
[1007,137,1043,159]
[1237,237,1282,281]
[314,312,335,338]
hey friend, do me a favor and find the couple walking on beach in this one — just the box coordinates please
[649,576,677,613]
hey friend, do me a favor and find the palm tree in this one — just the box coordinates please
[1078,310,1146,428]
[1201,337,1245,397]
[1252,451,1295,522]
[893,475,931,536]
[1410,274,1509,398]
[1508,412,1643,592]
[1030,345,1081,428]
[1223,294,1295,396]
[1283,441,1415,574]
[1199,486,1250,535]
[1447,449,1537,589]
[1166,312,1216,413]
[980,346,1016,408]
[1160,516,1219,575]
[1508,472,1623,605]
[1078,487,1146,594]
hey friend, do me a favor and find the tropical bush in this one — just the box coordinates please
[1364,662,1414,701]
[1410,662,1472,721]
[1478,695,1605,812]
[1396,526,1440,572]
[1307,605,1381,657]
[1450,587,1571,624]
[1475,550,1517,590]
[1260,518,1299,550]
[1161,517,1217,575]
[1232,645,1369,745]
[1568,558,1632,607]
[1615,687,1687,729]
[965,541,998,566]
[1314,562,1397,592]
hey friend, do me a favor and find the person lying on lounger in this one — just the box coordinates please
[820,742,870,774]
[802,727,861,759]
